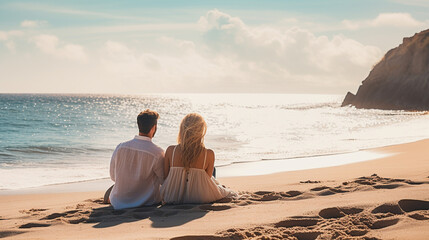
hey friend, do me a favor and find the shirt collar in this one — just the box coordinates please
[134,135,152,141]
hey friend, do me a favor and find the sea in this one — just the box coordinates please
[1,93,428,190]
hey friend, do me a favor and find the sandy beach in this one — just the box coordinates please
[1,140,429,240]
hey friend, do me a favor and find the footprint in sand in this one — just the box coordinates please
[328,187,348,193]
[280,190,303,198]
[404,180,426,185]
[316,189,336,196]
[310,186,329,191]
[370,218,400,229]
[293,231,323,240]
[42,212,68,220]
[253,191,273,195]
[408,212,429,220]
[19,222,51,229]
[373,183,404,189]
[310,186,349,196]
[253,194,282,201]
[354,179,376,185]
[274,218,320,228]
[246,190,307,202]
[371,203,404,215]
[318,207,345,219]
[247,191,282,201]
[398,199,429,212]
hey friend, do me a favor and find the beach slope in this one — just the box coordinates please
[1,140,429,239]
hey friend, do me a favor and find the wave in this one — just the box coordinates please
[3,145,113,155]
[280,102,340,110]
[215,150,357,168]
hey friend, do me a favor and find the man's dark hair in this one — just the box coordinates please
[137,109,159,134]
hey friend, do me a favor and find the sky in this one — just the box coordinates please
[1,0,429,94]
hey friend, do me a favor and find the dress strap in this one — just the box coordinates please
[203,149,207,169]
[171,145,177,167]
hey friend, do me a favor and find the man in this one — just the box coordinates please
[106,109,165,209]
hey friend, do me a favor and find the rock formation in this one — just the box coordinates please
[342,29,429,110]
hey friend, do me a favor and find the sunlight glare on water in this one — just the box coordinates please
[1,93,428,189]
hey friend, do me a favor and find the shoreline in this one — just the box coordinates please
[1,139,429,239]
[0,147,391,195]
[2,136,425,195]
[0,138,423,195]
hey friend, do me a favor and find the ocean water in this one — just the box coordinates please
[0,93,428,190]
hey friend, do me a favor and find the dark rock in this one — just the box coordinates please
[342,92,356,107]
[342,29,429,110]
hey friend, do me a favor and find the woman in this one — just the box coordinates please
[160,113,236,204]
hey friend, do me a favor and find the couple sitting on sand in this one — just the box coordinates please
[105,109,237,209]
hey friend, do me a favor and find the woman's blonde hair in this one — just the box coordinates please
[178,113,207,169]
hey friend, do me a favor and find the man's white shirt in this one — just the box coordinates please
[109,135,164,209]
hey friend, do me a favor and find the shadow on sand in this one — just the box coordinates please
[88,203,211,228]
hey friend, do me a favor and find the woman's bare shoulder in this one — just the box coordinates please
[206,148,215,157]
[166,145,178,155]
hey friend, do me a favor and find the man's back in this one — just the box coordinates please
[109,135,164,209]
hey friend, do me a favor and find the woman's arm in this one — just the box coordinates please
[163,146,173,179]
[205,149,215,177]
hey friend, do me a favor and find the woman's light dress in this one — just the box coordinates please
[160,146,236,204]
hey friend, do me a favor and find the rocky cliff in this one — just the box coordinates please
[342,29,429,110]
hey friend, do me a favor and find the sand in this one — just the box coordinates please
[1,140,429,239]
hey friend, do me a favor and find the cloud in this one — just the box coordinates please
[33,34,87,62]
[371,13,422,27]
[5,41,16,51]
[0,30,23,52]
[21,20,46,28]
[0,30,23,41]
[74,23,197,35]
[101,40,162,79]
[98,10,382,93]
[197,10,382,89]
[99,40,225,92]
[342,12,427,30]
[1,9,385,93]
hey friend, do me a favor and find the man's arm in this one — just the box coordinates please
[110,145,120,182]
[154,150,165,184]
